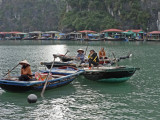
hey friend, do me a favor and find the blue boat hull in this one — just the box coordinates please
[0,70,84,92]
[0,77,74,92]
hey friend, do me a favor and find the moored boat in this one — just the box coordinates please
[83,66,139,83]
[0,66,84,92]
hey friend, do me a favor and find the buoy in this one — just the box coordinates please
[27,94,37,103]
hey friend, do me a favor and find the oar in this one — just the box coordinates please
[3,63,19,77]
[84,42,89,56]
[41,56,56,97]
[119,52,132,60]
[112,52,118,67]
[64,50,70,56]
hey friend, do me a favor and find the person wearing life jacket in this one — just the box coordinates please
[99,47,107,59]
[19,60,32,81]
[76,49,85,63]
[88,50,99,69]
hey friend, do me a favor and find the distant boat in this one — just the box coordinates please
[104,37,126,41]
[0,67,84,92]
[83,66,139,83]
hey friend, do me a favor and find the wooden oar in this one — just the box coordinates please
[112,52,118,67]
[64,50,70,56]
[41,56,56,97]
[84,42,89,56]
[3,63,19,77]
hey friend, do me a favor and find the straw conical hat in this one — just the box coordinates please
[19,60,30,65]
[77,49,84,53]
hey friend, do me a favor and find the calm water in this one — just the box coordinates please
[0,40,160,120]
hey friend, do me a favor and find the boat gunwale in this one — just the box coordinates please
[0,70,84,86]
[84,66,139,72]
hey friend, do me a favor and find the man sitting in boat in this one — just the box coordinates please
[19,60,32,81]
[88,50,99,69]
[99,47,107,59]
[76,49,85,63]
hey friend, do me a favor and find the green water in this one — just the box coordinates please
[0,40,160,120]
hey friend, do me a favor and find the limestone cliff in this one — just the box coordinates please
[0,0,159,32]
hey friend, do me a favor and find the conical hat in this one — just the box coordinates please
[77,49,84,53]
[19,60,30,65]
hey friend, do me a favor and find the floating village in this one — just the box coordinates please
[0,28,160,41]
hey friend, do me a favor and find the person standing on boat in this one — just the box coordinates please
[19,60,32,81]
[76,49,85,63]
[99,47,107,59]
[88,50,99,69]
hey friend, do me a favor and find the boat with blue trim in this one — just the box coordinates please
[83,66,139,83]
[0,66,84,92]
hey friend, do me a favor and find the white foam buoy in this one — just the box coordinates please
[27,94,37,103]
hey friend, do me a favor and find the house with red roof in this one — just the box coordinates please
[147,31,160,41]
[79,30,100,40]
[0,31,27,40]
[122,29,145,41]
[100,29,125,41]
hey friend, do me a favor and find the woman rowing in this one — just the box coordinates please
[19,60,32,81]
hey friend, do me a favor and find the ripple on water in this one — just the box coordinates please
[0,41,160,119]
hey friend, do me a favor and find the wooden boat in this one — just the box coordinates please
[104,37,126,41]
[22,36,37,40]
[40,61,75,69]
[53,54,75,62]
[41,60,112,69]
[0,66,84,92]
[83,66,139,83]
[53,53,131,63]
[41,53,132,69]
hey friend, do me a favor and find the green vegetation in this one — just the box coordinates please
[0,0,65,32]
[60,0,151,32]
[0,0,155,32]
[59,10,118,32]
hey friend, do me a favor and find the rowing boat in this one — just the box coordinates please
[83,66,139,83]
[0,66,84,92]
